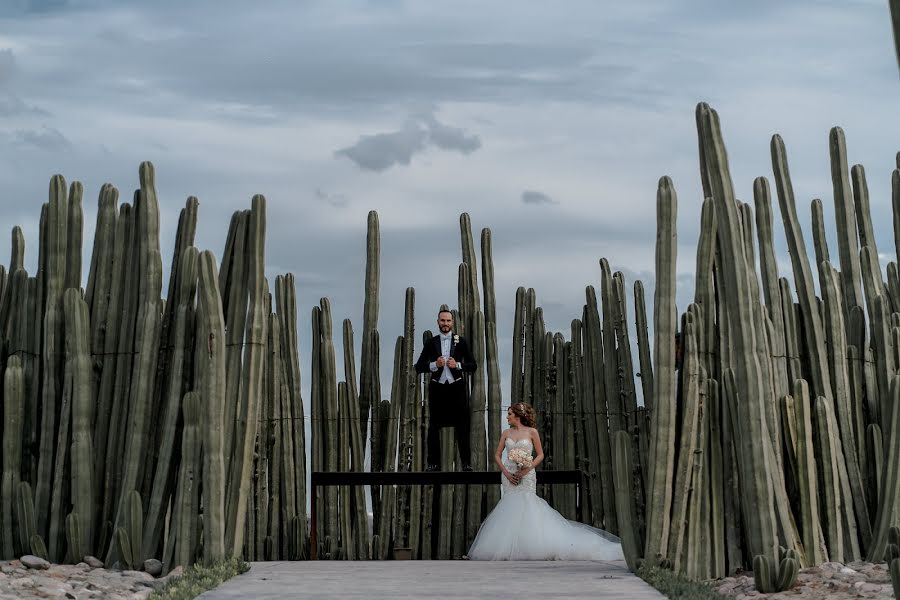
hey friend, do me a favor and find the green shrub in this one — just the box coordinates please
[149,558,249,600]
[637,564,724,600]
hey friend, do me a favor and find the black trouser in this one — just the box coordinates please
[426,379,471,468]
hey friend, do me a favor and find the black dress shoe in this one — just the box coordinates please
[462,464,473,472]
[425,464,439,472]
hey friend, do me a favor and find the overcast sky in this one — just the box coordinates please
[1,0,899,418]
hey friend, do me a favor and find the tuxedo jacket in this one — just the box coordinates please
[414,333,477,384]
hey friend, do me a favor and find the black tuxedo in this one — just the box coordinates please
[415,332,477,468]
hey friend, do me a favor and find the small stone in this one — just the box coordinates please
[142,559,162,577]
[83,556,104,569]
[20,555,50,570]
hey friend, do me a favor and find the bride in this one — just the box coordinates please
[467,402,624,561]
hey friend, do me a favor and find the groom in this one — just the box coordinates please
[414,309,477,471]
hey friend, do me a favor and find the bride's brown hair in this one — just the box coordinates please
[510,402,536,428]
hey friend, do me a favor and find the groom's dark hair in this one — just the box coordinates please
[438,309,453,318]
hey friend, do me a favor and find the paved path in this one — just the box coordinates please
[198,560,665,599]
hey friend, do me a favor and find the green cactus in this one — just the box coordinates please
[891,559,900,599]
[225,195,267,557]
[1,355,24,558]
[645,175,678,563]
[613,430,642,571]
[196,250,226,562]
[65,513,85,564]
[35,174,68,538]
[752,552,799,593]
[171,392,201,569]
[64,288,94,556]
[144,246,198,559]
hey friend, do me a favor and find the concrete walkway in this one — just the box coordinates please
[197,560,666,599]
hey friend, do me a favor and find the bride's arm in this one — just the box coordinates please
[495,430,516,483]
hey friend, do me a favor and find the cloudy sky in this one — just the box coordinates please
[1,0,899,413]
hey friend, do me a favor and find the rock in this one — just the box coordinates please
[83,556,104,569]
[122,569,154,581]
[142,559,162,577]
[20,555,50,570]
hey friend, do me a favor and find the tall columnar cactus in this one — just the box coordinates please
[584,286,614,529]
[1,355,24,558]
[645,175,678,564]
[342,319,370,559]
[225,195,267,557]
[318,297,340,546]
[36,174,68,537]
[360,210,380,441]
[66,288,94,555]
[481,228,502,509]
[867,373,900,561]
[633,281,653,414]
[613,430,642,571]
[819,261,871,553]
[699,103,780,561]
[667,316,702,571]
[96,200,132,533]
[275,274,307,541]
[789,381,828,564]
[111,162,163,562]
[221,210,249,483]
[771,135,834,405]
[753,180,790,405]
[144,246,199,559]
[170,392,201,569]
[829,127,864,316]
[196,250,226,562]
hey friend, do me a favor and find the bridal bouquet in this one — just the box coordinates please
[508,448,533,469]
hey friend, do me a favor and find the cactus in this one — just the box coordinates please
[225,195,267,557]
[613,430,642,571]
[36,174,68,538]
[112,490,144,570]
[197,250,226,562]
[65,512,85,564]
[752,552,799,593]
[144,247,198,559]
[359,210,380,442]
[645,175,678,563]
[170,392,201,569]
[275,274,306,550]
[891,559,900,599]
[110,163,163,564]
[1,356,24,558]
[699,103,780,560]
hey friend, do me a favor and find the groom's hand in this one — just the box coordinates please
[436,356,446,368]
[447,357,458,369]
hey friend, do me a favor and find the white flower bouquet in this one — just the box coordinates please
[508,447,533,470]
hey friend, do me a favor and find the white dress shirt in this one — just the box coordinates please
[430,332,455,384]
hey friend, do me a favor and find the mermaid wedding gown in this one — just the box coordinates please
[467,438,624,561]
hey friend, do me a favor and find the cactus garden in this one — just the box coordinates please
[0,100,899,600]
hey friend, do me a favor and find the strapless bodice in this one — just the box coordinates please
[505,437,533,451]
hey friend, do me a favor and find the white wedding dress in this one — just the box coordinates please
[467,438,624,561]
